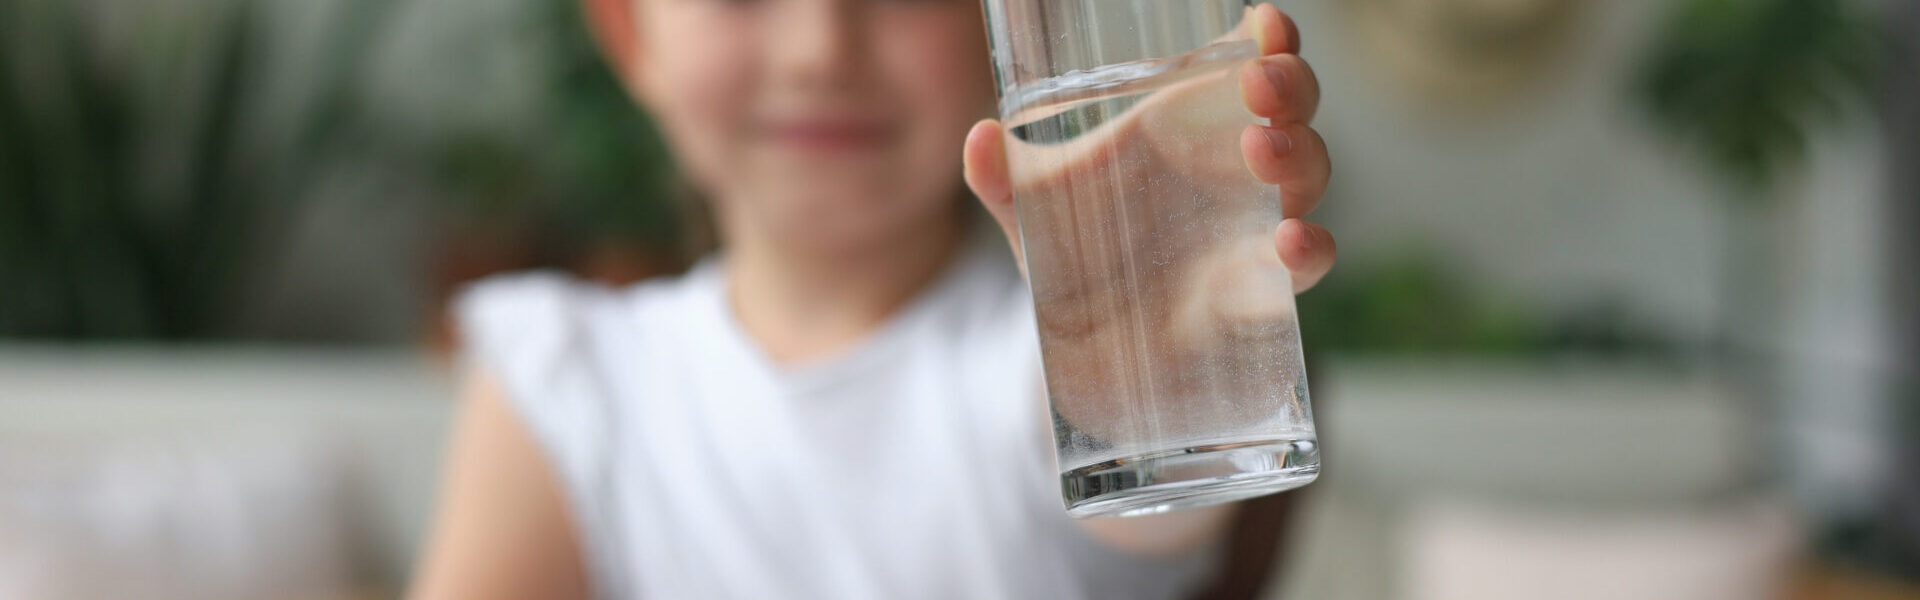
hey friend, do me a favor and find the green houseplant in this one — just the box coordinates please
[1633,0,1881,352]
[1632,0,1893,576]
[0,0,401,339]
[425,0,686,277]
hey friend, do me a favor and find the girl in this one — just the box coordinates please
[410,0,1335,597]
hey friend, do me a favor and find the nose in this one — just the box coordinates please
[771,0,866,90]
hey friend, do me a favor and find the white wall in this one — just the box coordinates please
[1281,0,1894,519]
[1285,0,1729,342]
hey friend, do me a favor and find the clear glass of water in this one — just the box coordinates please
[982,0,1320,517]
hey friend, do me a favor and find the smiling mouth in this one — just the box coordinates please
[761,120,896,154]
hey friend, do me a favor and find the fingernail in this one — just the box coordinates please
[1263,127,1293,157]
[1263,61,1288,97]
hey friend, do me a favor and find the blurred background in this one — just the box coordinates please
[0,0,1914,598]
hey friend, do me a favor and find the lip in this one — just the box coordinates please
[761,118,895,154]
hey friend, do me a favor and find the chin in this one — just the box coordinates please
[768,188,955,253]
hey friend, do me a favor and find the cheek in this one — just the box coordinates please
[636,8,758,193]
[876,11,997,177]
[885,14,994,121]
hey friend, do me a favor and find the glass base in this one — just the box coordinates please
[1061,438,1319,518]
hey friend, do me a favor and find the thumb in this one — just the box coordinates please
[964,119,1024,268]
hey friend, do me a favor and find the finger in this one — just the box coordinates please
[1276,219,1336,293]
[1239,123,1331,218]
[1238,54,1320,124]
[963,119,1024,263]
[1249,3,1300,56]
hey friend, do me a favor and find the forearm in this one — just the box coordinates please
[1025,369,1241,556]
[1073,502,1239,558]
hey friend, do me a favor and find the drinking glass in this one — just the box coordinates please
[981,0,1320,517]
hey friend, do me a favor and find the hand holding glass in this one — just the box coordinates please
[980,0,1321,518]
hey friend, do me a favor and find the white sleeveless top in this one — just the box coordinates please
[455,229,1216,600]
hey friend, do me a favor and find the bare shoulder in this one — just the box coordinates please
[408,371,592,600]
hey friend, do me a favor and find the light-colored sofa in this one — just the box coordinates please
[0,347,453,599]
[0,347,1790,599]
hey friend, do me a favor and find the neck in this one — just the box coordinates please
[720,201,969,365]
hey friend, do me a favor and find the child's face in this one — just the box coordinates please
[623,0,995,249]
